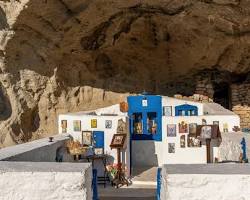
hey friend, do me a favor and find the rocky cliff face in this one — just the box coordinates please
[0,0,250,146]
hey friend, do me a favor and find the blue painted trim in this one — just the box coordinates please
[156,167,162,200]
[129,119,132,176]
[241,137,247,162]
[128,95,162,141]
[92,169,99,200]
[175,104,198,116]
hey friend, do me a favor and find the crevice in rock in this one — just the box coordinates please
[17,106,40,142]
[0,6,9,30]
[198,0,241,7]
[81,21,111,50]
[113,14,142,45]
[57,0,81,24]
[0,83,11,121]
[13,24,55,46]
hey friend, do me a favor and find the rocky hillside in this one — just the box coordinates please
[0,0,250,146]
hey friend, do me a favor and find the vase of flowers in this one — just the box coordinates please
[106,164,118,181]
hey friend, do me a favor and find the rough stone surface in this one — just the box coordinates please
[0,0,250,145]
[218,132,250,162]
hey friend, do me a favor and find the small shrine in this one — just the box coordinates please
[58,94,240,184]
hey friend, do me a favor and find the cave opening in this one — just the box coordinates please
[213,82,231,110]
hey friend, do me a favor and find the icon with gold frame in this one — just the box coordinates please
[91,119,97,128]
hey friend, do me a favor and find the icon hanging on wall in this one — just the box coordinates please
[91,119,97,128]
[142,99,148,107]
[168,143,175,153]
[163,106,172,116]
[117,119,126,134]
[167,124,176,137]
[94,148,104,155]
[82,131,92,146]
[189,123,197,136]
[61,120,67,133]
[223,123,229,133]
[105,120,112,129]
[73,120,81,132]
[213,121,219,126]
[179,121,188,133]
[180,135,186,148]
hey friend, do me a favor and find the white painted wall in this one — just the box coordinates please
[0,162,92,200]
[58,114,130,175]
[161,164,250,200]
[132,141,207,167]
[132,115,240,166]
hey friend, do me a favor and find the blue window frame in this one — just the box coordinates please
[175,104,198,116]
[128,95,162,141]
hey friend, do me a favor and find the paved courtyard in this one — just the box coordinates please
[99,167,157,200]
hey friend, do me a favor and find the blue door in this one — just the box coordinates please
[93,131,104,148]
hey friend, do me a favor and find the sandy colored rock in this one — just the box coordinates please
[0,0,250,145]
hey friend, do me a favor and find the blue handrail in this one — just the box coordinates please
[241,137,248,162]
[156,168,162,200]
[92,169,99,200]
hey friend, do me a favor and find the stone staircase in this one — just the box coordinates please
[99,167,157,200]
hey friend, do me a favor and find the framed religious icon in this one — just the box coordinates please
[91,119,97,128]
[179,121,188,133]
[201,126,212,139]
[94,148,104,155]
[168,143,175,153]
[110,134,127,149]
[82,131,92,146]
[73,120,81,131]
[163,106,172,116]
[180,135,186,148]
[213,121,219,126]
[142,99,148,107]
[223,123,229,133]
[167,124,176,137]
[189,123,197,136]
[117,119,126,134]
[61,120,67,133]
[105,120,112,129]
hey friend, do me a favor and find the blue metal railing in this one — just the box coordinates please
[156,167,162,200]
[92,169,99,200]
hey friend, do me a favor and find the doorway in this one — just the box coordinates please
[213,82,231,110]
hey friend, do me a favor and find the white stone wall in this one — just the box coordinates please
[0,134,73,162]
[161,164,250,200]
[0,162,92,200]
[215,132,250,162]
